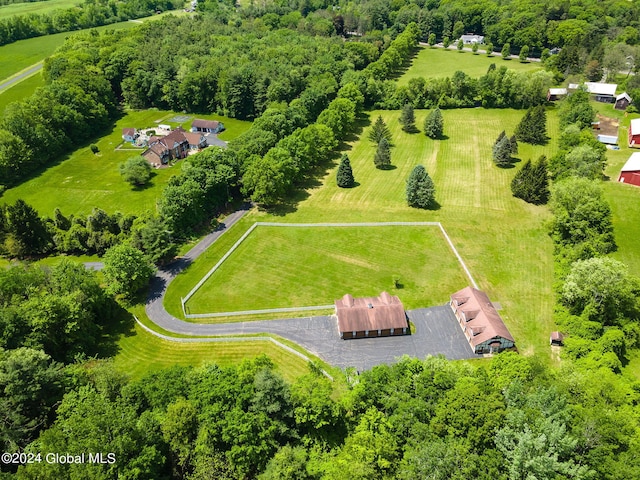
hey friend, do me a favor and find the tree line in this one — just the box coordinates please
[0,0,182,46]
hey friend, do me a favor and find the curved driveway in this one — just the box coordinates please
[143,206,476,370]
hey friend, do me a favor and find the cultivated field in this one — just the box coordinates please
[166,108,559,355]
[183,224,470,316]
[1,110,251,217]
[399,46,543,85]
[0,0,79,19]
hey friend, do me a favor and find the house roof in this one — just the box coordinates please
[550,331,564,341]
[630,118,640,136]
[596,134,618,145]
[621,152,640,172]
[122,128,136,137]
[184,131,205,146]
[584,82,617,96]
[335,292,406,333]
[159,130,189,148]
[460,34,484,43]
[192,119,220,130]
[616,92,632,102]
[450,286,514,347]
[142,148,162,164]
[548,88,567,95]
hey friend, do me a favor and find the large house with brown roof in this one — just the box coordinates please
[142,128,207,166]
[335,292,408,339]
[450,286,515,354]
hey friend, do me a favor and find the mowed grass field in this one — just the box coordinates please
[114,324,315,383]
[0,70,44,111]
[184,225,470,316]
[1,110,251,217]
[0,0,79,19]
[166,108,558,356]
[398,46,543,85]
[0,21,139,80]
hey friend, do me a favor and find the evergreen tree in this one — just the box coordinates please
[501,43,511,59]
[4,199,51,257]
[399,104,416,132]
[406,165,436,208]
[515,106,547,145]
[374,138,391,169]
[423,108,444,139]
[443,37,451,48]
[368,116,392,145]
[336,154,355,188]
[511,156,549,204]
[492,134,512,167]
[509,135,519,155]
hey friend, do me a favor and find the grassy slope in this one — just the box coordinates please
[0,70,44,111]
[166,108,558,356]
[0,0,79,19]
[185,225,469,315]
[0,21,138,80]
[1,111,251,217]
[398,46,542,85]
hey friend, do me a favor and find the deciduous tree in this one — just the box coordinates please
[102,244,154,299]
[120,156,152,186]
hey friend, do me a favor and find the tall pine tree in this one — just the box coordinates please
[493,134,512,167]
[515,106,547,145]
[369,116,392,144]
[336,154,355,188]
[399,104,416,132]
[511,155,549,204]
[374,138,392,169]
[406,165,436,208]
[423,108,444,139]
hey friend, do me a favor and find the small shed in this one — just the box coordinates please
[550,331,564,346]
[584,82,618,103]
[597,134,618,145]
[547,88,567,101]
[615,92,632,110]
[335,292,408,339]
[618,152,640,187]
[628,118,640,147]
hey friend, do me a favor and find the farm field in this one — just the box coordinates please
[0,0,79,19]
[166,108,559,356]
[0,70,44,111]
[399,46,543,85]
[0,20,138,80]
[184,224,470,316]
[1,110,251,217]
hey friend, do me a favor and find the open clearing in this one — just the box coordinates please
[166,108,558,355]
[1,111,251,217]
[0,21,138,81]
[399,46,543,85]
[0,0,79,19]
[184,224,470,316]
[113,323,314,383]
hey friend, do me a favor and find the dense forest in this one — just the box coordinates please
[2,1,640,478]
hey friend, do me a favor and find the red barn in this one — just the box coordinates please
[629,119,640,147]
[618,152,640,187]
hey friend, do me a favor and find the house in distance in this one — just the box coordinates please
[335,292,408,339]
[450,286,515,354]
[191,119,225,134]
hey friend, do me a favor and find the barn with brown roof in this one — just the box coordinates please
[191,119,225,134]
[450,286,515,354]
[335,292,408,339]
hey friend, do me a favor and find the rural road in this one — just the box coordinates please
[0,62,43,92]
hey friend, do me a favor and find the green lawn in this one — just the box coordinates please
[399,46,543,85]
[113,323,315,383]
[0,70,44,111]
[0,0,79,19]
[166,108,559,356]
[1,110,251,217]
[0,20,138,80]
[184,224,470,316]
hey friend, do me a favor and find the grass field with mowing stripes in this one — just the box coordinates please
[166,108,558,356]
[0,0,79,19]
[399,46,543,85]
[184,224,470,316]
